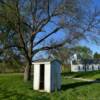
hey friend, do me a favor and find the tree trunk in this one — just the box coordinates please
[24,63,31,81]
[23,33,35,81]
[84,64,87,72]
[24,40,33,82]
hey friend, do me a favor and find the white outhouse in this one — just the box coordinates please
[32,59,61,92]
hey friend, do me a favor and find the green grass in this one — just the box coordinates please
[0,73,100,100]
[62,70,100,80]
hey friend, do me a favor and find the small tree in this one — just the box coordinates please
[71,46,93,59]
[94,52,100,59]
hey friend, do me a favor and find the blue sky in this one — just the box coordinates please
[34,0,100,60]
[33,0,100,60]
[80,0,100,54]
[79,40,100,54]
[93,0,100,7]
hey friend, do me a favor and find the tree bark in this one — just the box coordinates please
[24,63,32,81]
[24,40,33,81]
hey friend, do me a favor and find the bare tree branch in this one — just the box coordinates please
[33,27,61,47]
[33,40,67,55]
[0,0,16,10]
[0,44,23,54]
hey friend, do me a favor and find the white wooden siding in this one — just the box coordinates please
[71,64,100,72]
[33,64,40,90]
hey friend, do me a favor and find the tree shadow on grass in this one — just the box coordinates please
[95,78,100,83]
[61,81,93,91]
[62,72,73,76]
[62,70,100,78]
[61,72,77,77]
[95,78,100,81]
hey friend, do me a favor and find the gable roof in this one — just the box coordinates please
[32,58,61,63]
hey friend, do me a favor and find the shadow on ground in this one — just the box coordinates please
[96,78,100,81]
[61,81,93,91]
[61,72,74,76]
[62,70,100,78]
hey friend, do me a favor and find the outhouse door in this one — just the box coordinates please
[39,64,45,90]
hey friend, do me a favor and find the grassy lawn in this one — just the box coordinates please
[0,73,100,100]
[62,70,100,80]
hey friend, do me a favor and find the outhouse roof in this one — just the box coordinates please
[32,58,61,63]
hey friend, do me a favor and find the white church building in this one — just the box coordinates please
[32,59,61,92]
[71,54,100,72]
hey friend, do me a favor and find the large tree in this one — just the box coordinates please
[0,0,99,81]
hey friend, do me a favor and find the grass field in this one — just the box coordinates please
[0,73,100,100]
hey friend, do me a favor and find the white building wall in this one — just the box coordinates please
[88,65,93,71]
[94,64,99,70]
[71,64,84,72]
[71,64,100,72]
[44,62,51,92]
[33,62,51,92]
[33,64,40,90]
